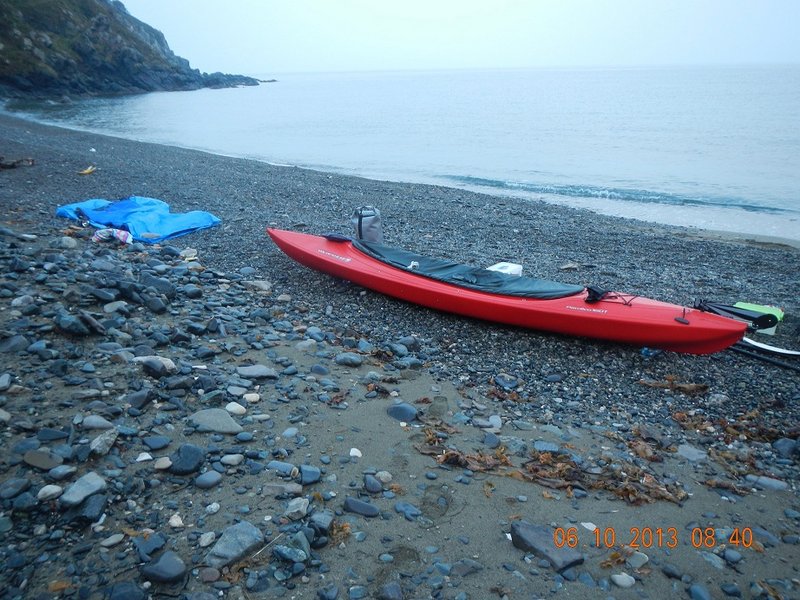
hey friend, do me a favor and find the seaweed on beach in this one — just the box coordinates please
[487,386,525,403]
[517,451,688,506]
[365,382,392,396]
[414,430,687,505]
[718,409,796,443]
[703,478,752,496]
[639,375,709,395]
[672,408,794,443]
[671,411,715,432]
[414,429,512,473]
[707,447,758,477]
[436,447,513,472]
[417,417,460,436]
[606,426,666,462]
[628,439,663,462]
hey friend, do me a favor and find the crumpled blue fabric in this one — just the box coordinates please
[56,196,220,243]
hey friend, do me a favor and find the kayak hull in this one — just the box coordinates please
[267,229,746,354]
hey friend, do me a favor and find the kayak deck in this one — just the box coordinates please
[267,228,747,354]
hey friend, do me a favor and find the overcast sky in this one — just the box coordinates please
[121,0,800,76]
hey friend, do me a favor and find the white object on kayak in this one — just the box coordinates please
[740,336,800,356]
[486,261,523,276]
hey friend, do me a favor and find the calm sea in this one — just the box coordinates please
[5,66,800,242]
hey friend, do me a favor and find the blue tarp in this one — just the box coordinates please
[56,196,220,243]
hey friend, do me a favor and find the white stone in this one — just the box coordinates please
[295,339,317,352]
[90,428,118,455]
[375,470,393,483]
[132,355,177,373]
[100,533,125,547]
[11,295,35,307]
[243,280,272,293]
[60,472,106,507]
[221,453,245,466]
[284,497,310,520]
[37,484,63,501]
[627,551,649,569]
[169,513,184,529]
[225,401,246,415]
[154,457,172,470]
[103,300,129,314]
[611,572,636,588]
[82,414,114,430]
[189,408,243,434]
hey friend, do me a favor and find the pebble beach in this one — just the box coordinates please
[1,113,799,599]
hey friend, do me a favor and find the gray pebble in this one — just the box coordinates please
[195,471,223,489]
[394,501,422,521]
[510,521,583,572]
[688,583,713,600]
[662,563,682,579]
[364,473,383,493]
[745,474,789,491]
[59,471,106,507]
[772,437,797,459]
[677,443,707,462]
[720,582,742,597]
[300,464,321,485]
[141,550,187,583]
[335,352,363,367]
[168,444,206,475]
[237,364,278,379]
[107,582,146,600]
[343,497,379,517]
[189,408,243,434]
[378,581,403,600]
[386,402,417,422]
[205,521,265,568]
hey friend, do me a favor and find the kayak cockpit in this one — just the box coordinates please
[352,239,584,300]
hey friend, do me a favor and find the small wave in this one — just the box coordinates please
[444,175,789,215]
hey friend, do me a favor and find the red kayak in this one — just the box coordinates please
[267,228,747,354]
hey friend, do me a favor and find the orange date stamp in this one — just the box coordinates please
[553,526,755,549]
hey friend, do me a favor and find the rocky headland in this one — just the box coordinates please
[0,0,259,99]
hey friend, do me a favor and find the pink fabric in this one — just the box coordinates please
[91,228,134,244]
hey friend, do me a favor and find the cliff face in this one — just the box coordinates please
[0,0,259,98]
